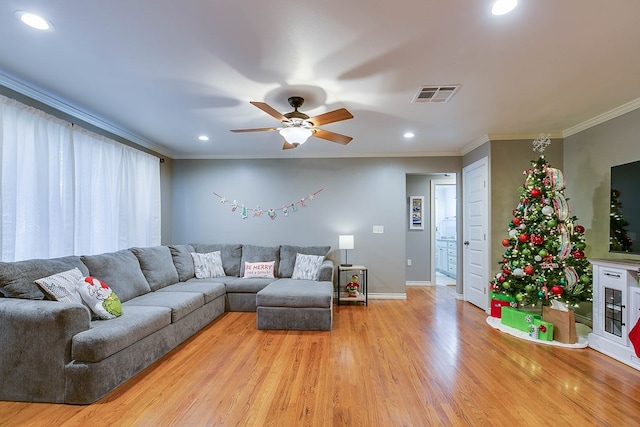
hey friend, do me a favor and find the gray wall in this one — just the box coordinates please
[405,174,432,283]
[564,108,640,261]
[171,156,461,296]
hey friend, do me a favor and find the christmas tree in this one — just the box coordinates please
[490,135,592,308]
[609,189,633,252]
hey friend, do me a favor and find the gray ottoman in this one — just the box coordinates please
[256,279,333,331]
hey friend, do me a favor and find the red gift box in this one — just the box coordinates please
[491,299,511,318]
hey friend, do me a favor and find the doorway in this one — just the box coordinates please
[431,177,457,286]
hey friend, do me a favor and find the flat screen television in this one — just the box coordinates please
[610,160,640,254]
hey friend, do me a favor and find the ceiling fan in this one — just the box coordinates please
[231,96,354,150]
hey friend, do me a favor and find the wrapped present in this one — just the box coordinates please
[533,319,554,341]
[491,299,512,318]
[543,305,577,344]
[501,307,541,333]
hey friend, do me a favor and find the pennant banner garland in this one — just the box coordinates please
[213,189,323,220]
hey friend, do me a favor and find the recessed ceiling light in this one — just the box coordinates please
[15,11,54,31]
[198,135,210,141]
[492,0,517,16]
[404,132,415,139]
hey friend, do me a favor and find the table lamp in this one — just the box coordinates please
[339,235,354,267]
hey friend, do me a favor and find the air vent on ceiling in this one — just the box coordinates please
[412,85,461,103]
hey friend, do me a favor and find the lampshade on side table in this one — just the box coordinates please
[338,235,354,267]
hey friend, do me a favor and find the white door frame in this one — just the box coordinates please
[430,177,456,286]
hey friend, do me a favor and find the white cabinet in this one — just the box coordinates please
[589,259,640,370]
[436,239,456,278]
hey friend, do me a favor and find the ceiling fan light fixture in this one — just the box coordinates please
[279,127,313,145]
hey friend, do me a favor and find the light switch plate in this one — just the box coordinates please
[373,225,384,234]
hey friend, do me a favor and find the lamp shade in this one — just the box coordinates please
[338,235,354,250]
[279,127,313,145]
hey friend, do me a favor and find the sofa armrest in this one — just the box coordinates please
[0,299,90,403]
[317,260,334,282]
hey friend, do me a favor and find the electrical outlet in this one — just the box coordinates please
[373,225,384,234]
[407,259,412,266]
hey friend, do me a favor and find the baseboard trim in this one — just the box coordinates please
[406,281,432,287]
[369,293,407,300]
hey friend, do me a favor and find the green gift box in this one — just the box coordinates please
[490,292,516,303]
[533,319,554,341]
[501,307,541,333]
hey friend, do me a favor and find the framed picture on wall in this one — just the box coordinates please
[409,196,424,230]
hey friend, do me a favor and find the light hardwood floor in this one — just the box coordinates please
[1,286,640,426]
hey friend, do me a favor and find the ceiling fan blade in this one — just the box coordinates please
[313,129,353,145]
[250,101,286,121]
[282,141,297,150]
[230,127,279,133]
[308,108,353,126]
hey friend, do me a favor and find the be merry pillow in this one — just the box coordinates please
[77,276,122,320]
[243,261,275,279]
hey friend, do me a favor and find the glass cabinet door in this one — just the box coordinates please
[604,287,624,337]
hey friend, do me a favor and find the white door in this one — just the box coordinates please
[463,157,489,310]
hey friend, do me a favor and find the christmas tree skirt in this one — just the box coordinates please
[486,316,590,348]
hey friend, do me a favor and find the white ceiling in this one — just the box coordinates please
[2,1,640,159]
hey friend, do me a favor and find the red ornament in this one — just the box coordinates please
[530,188,542,198]
[502,238,511,247]
[498,275,506,283]
[522,198,529,204]
[531,235,544,245]
[550,286,564,295]
[518,233,529,243]
[524,265,535,275]
[513,217,521,226]
[573,250,585,259]
[503,268,511,275]
[575,225,585,234]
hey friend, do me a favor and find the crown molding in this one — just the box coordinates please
[562,97,640,138]
[0,71,173,158]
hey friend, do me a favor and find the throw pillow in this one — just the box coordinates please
[77,276,122,320]
[191,251,226,279]
[291,253,325,280]
[35,268,84,304]
[243,261,276,279]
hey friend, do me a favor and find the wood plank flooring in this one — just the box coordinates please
[2,286,640,426]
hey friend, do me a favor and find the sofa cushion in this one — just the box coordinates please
[81,250,151,303]
[0,256,89,300]
[191,243,243,277]
[291,253,325,280]
[34,268,84,305]
[240,245,279,277]
[168,244,196,281]
[224,277,274,293]
[130,246,180,291]
[278,245,330,278]
[256,279,333,308]
[72,305,171,362]
[77,276,123,320]
[191,251,225,279]
[156,280,226,304]
[124,291,204,323]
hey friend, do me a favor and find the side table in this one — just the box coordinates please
[337,265,368,306]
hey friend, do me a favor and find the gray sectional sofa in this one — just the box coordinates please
[0,243,333,404]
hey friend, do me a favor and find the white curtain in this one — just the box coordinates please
[0,94,161,261]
